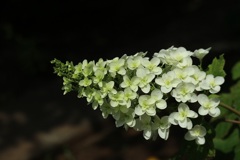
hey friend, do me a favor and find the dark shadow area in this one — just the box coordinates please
[0,0,240,160]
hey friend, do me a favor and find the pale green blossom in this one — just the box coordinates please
[127,56,143,70]
[135,114,153,140]
[184,125,206,145]
[153,116,171,140]
[199,74,225,93]
[91,90,104,110]
[72,62,82,78]
[190,65,206,85]
[93,58,107,73]
[193,48,211,60]
[169,103,198,129]
[109,91,126,107]
[135,95,156,116]
[136,67,155,93]
[93,69,105,87]
[79,77,92,87]
[120,75,140,92]
[171,82,197,103]
[150,89,167,110]
[155,71,181,93]
[173,66,195,83]
[109,58,126,76]
[197,94,220,117]
[101,81,117,96]
[115,108,136,128]
[123,88,138,108]
[142,57,162,75]
[82,60,94,77]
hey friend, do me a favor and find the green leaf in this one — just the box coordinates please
[230,80,240,110]
[214,128,239,153]
[206,54,226,77]
[219,93,233,115]
[232,61,240,80]
[234,143,240,160]
[215,122,233,138]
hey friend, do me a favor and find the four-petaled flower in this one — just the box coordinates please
[199,74,225,93]
[135,95,156,116]
[184,125,207,145]
[197,94,220,117]
[136,67,155,93]
[169,103,198,129]
[153,116,171,140]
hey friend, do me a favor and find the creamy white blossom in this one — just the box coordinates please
[127,56,143,70]
[153,116,171,140]
[169,103,198,129]
[199,74,225,93]
[134,114,153,140]
[109,58,126,76]
[135,95,156,116]
[197,94,220,117]
[193,48,211,60]
[171,82,197,103]
[136,67,155,93]
[184,125,207,145]
[142,57,162,75]
[155,71,181,93]
[150,89,167,110]
[120,75,140,92]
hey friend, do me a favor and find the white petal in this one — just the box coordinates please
[118,68,126,75]
[178,119,188,128]
[188,110,198,118]
[186,118,193,129]
[135,105,144,116]
[189,93,198,103]
[161,86,172,93]
[215,76,225,85]
[127,119,136,127]
[151,89,163,100]
[158,128,169,140]
[136,67,147,78]
[110,101,118,107]
[197,94,208,105]
[141,84,151,93]
[198,106,208,115]
[153,67,162,75]
[184,132,195,141]
[143,129,152,140]
[196,137,205,145]
[169,112,178,125]
[146,107,156,116]
[210,86,220,93]
[209,107,221,117]
[151,57,160,65]
[156,99,167,109]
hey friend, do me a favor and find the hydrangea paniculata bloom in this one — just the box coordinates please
[52,46,225,145]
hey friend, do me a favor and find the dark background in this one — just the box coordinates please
[0,0,240,160]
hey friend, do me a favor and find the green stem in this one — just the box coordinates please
[220,102,240,117]
[225,119,240,125]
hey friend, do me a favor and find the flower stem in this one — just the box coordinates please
[225,119,240,125]
[220,102,240,117]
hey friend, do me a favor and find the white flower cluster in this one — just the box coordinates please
[65,46,224,145]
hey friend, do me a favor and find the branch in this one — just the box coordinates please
[220,102,240,117]
[225,119,240,125]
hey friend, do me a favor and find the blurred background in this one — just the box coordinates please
[0,0,240,160]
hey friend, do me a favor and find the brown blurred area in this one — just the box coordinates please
[0,0,240,159]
